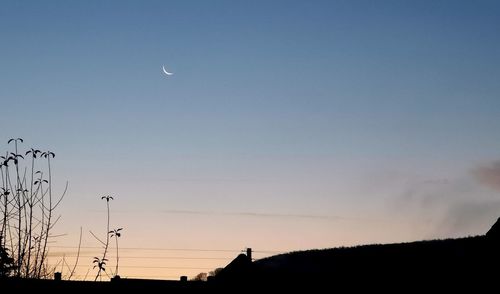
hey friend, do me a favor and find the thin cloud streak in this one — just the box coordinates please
[159,177,275,183]
[472,160,500,192]
[161,209,370,222]
[86,208,380,223]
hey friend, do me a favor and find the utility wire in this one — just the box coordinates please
[48,255,233,260]
[49,245,283,254]
[48,264,214,269]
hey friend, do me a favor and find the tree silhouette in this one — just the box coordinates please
[191,272,208,281]
[209,267,224,277]
[0,236,15,277]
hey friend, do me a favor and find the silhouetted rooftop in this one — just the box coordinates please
[486,217,500,240]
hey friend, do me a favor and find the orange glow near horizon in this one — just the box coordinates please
[44,206,466,281]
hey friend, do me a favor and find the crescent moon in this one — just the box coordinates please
[162,65,173,76]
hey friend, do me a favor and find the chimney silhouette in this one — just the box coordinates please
[246,248,252,261]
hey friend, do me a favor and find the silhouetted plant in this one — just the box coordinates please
[0,139,67,278]
[24,148,40,276]
[67,227,83,281]
[9,137,25,276]
[93,195,114,281]
[93,257,108,279]
[109,228,123,277]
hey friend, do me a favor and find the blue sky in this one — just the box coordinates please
[1,0,500,279]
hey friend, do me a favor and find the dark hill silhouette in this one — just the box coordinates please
[217,217,500,291]
[254,236,490,281]
[486,217,500,240]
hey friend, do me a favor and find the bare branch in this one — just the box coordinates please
[89,230,106,246]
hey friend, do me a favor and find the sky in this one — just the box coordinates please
[1,0,500,280]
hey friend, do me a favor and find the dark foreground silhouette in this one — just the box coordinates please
[3,217,500,292]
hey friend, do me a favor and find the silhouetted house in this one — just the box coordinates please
[216,249,253,284]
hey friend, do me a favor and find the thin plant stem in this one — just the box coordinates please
[68,227,82,281]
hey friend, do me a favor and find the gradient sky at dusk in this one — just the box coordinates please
[1,0,500,279]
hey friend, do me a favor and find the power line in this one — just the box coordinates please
[49,246,284,254]
[48,255,233,260]
[50,246,243,252]
[49,264,214,270]
[60,275,184,279]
